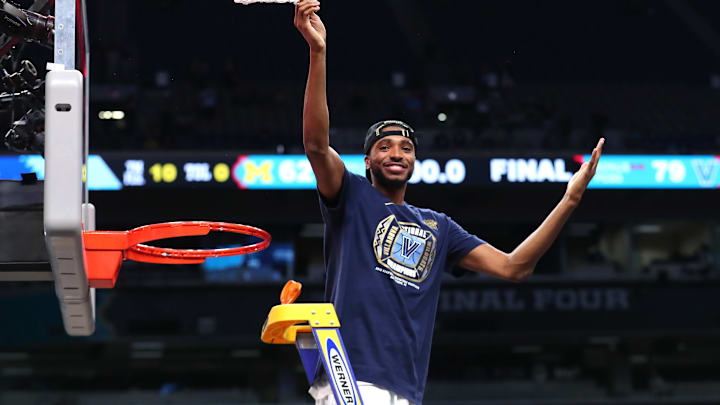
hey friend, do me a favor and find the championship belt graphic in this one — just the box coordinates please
[373,215,437,282]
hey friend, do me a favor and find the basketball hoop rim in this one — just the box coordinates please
[84,221,272,263]
[128,221,271,260]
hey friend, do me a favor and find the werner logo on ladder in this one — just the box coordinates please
[262,280,365,405]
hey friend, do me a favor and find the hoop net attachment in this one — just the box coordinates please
[83,221,271,289]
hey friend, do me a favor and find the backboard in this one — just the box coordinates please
[0,0,94,336]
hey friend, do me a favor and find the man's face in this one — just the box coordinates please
[365,133,416,189]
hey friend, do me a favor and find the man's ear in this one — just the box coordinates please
[364,155,370,170]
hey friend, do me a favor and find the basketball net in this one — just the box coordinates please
[234,0,298,4]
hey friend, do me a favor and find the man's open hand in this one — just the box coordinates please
[566,138,605,204]
[294,0,326,52]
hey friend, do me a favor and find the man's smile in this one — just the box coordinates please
[383,162,408,174]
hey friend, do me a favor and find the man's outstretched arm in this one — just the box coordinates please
[459,138,605,281]
[294,0,344,201]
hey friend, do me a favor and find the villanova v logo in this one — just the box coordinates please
[691,158,719,188]
[401,237,421,258]
[373,215,437,283]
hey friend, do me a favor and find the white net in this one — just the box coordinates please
[234,0,299,4]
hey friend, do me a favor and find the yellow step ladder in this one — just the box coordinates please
[262,281,365,404]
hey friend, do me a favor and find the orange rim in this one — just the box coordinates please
[83,221,271,288]
[125,221,271,260]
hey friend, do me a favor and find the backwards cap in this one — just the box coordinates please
[363,120,418,155]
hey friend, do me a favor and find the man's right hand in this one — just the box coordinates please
[294,0,326,52]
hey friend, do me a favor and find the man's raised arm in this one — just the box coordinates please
[459,138,606,281]
[294,1,344,201]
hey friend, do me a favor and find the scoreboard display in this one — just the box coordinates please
[1,153,718,190]
[576,155,720,189]
[121,155,471,189]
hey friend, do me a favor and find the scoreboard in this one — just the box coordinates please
[576,155,720,189]
[1,153,718,190]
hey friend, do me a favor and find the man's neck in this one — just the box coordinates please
[373,183,407,205]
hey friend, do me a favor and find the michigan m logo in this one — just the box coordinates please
[243,160,273,184]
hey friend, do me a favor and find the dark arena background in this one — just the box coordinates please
[2,0,720,404]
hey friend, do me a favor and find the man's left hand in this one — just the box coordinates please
[565,138,605,204]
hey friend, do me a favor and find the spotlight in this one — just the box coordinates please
[99,110,125,120]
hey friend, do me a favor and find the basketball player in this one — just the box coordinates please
[294,1,604,404]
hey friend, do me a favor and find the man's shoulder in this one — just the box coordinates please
[404,203,449,223]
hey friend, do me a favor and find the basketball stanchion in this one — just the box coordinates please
[82,221,271,288]
[262,281,365,405]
